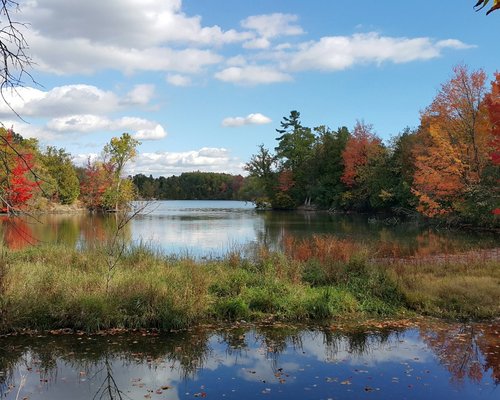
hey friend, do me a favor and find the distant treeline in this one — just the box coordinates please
[132,172,245,200]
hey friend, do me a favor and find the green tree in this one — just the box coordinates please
[308,125,350,209]
[244,144,277,200]
[103,133,140,211]
[274,111,316,205]
[41,146,80,204]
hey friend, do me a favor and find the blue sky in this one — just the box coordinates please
[0,0,498,176]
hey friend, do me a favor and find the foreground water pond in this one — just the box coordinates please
[1,320,498,399]
[1,200,498,257]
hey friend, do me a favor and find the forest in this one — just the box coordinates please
[0,65,499,227]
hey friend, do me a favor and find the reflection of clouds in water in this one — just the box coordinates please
[299,330,430,367]
[6,326,499,400]
[130,214,263,256]
[14,356,185,400]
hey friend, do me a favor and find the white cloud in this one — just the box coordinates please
[241,13,304,39]
[222,113,272,127]
[288,33,473,71]
[0,85,120,118]
[166,74,192,87]
[243,38,271,50]
[46,114,167,140]
[134,125,167,140]
[121,84,156,105]
[126,147,245,176]
[226,55,247,67]
[0,85,162,137]
[436,39,475,50]
[21,0,250,48]
[215,66,292,85]
[27,34,223,75]
[19,0,250,76]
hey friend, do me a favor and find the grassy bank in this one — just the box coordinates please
[0,237,498,333]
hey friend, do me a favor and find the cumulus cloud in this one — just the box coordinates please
[166,74,192,86]
[21,0,250,47]
[0,85,120,118]
[125,147,244,176]
[27,35,223,75]
[222,113,272,127]
[287,33,473,71]
[18,0,250,76]
[215,66,292,85]
[0,84,160,123]
[46,115,166,140]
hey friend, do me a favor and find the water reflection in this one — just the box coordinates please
[0,321,498,399]
[0,200,498,257]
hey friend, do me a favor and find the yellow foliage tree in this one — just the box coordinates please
[413,65,491,217]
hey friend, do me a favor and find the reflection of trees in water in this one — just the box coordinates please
[0,216,36,249]
[254,325,304,371]
[254,212,498,258]
[0,214,135,251]
[420,322,500,385]
[92,356,125,400]
[1,322,498,397]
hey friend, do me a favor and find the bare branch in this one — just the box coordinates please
[0,1,37,117]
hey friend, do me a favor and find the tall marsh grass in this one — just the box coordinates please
[0,236,498,333]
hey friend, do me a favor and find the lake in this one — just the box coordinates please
[0,321,498,400]
[0,200,498,257]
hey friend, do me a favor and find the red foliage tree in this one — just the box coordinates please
[0,130,39,212]
[277,169,295,192]
[79,159,114,211]
[341,121,383,187]
[4,154,38,208]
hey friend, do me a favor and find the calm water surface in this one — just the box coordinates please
[0,200,498,257]
[0,321,498,399]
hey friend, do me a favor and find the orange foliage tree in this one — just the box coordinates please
[412,65,492,217]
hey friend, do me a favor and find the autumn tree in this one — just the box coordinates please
[79,158,114,211]
[341,121,387,210]
[486,73,500,165]
[412,65,491,218]
[484,72,500,215]
[0,128,39,212]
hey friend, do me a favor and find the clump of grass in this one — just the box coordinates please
[388,260,500,319]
